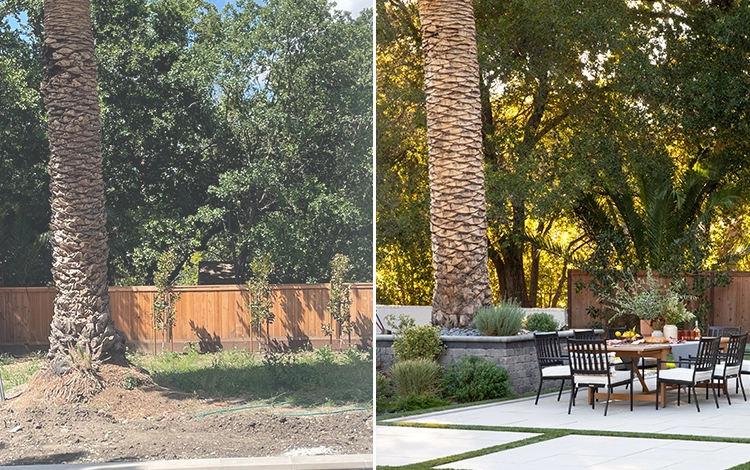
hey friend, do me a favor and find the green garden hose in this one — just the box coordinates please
[195,403,370,419]
[282,407,369,417]
[195,401,288,419]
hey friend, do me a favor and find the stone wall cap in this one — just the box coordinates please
[376,329,604,343]
[376,334,535,343]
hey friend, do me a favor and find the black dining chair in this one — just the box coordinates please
[656,336,721,412]
[714,332,748,404]
[567,338,634,416]
[533,332,572,405]
[573,329,599,340]
[707,326,741,338]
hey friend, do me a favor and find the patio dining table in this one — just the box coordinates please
[587,339,728,408]
[576,342,671,408]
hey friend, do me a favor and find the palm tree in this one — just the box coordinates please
[575,159,738,271]
[418,0,493,328]
[41,0,125,374]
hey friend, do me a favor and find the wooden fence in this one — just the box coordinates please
[568,270,750,331]
[0,283,373,353]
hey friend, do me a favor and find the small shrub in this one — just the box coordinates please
[390,358,444,397]
[315,344,335,364]
[474,300,524,336]
[123,373,139,390]
[376,371,392,402]
[393,324,443,361]
[384,313,416,334]
[443,355,511,402]
[524,312,560,332]
[0,353,12,366]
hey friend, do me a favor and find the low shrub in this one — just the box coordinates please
[392,324,443,361]
[442,355,512,402]
[474,300,524,336]
[390,358,444,397]
[524,311,560,332]
[376,371,392,402]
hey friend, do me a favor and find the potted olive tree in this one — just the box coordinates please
[605,270,693,339]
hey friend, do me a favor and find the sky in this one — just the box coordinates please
[209,0,372,16]
[6,0,372,29]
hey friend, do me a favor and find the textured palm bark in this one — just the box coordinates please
[41,0,125,372]
[419,0,492,328]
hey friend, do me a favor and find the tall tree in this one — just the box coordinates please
[418,0,492,328]
[41,0,125,374]
[375,0,433,306]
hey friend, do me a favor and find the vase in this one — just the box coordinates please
[663,324,678,341]
[651,329,664,338]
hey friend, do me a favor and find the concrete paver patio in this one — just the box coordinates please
[377,374,750,469]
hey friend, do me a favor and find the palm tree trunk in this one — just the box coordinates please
[419,0,492,328]
[42,0,125,373]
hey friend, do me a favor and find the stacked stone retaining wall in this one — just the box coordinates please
[376,334,540,395]
[376,330,600,395]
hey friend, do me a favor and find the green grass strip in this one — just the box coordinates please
[381,420,750,444]
[376,389,546,423]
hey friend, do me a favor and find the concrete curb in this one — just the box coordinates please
[0,454,374,470]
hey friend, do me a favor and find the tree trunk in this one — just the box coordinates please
[419,0,493,328]
[529,246,540,307]
[42,0,125,373]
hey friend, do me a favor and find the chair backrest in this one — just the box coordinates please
[567,339,611,377]
[722,332,748,370]
[692,336,721,383]
[606,327,628,339]
[707,326,740,337]
[573,329,598,340]
[534,332,566,369]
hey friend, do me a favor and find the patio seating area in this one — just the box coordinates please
[376,372,750,469]
[377,329,750,469]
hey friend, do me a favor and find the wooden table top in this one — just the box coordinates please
[607,343,673,353]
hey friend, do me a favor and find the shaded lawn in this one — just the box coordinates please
[129,346,373,407]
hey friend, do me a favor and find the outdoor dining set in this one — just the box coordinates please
[534,326,750,416]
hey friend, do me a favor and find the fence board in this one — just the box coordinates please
[568,270,750,332]
[0,283,373,353]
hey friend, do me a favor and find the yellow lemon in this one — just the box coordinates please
[615,331,622,337]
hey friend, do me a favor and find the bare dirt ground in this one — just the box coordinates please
[0,365,373,465]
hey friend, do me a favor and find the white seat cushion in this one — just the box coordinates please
[574,370,630,386]
[716,363,740,377]
[660,367,712,383]
[542,365,570,378]
[741,362,750,373]
[658,368,694,382]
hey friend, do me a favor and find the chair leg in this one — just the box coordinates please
[604,387,611,416]
[568,384,576,414]
[557,379,565,401]
[712,381,720,409]
[677,385,681,406]
[535,379,543,405]
[724,381,731,405]
[629,379,633,411]
[693,386,701,412]
[740,376,747,402]
[656,381,660,410]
